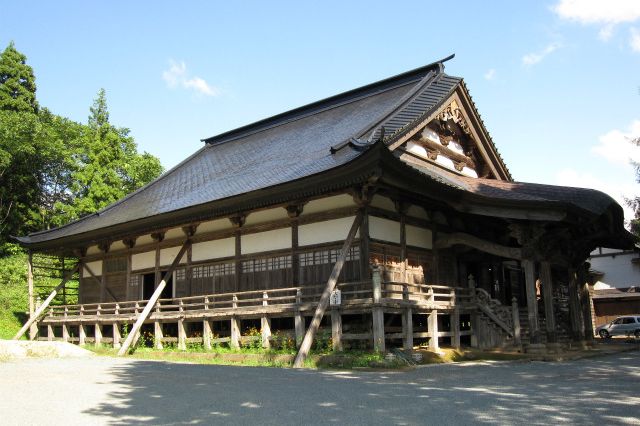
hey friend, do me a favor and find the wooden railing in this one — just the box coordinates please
[42,279,473,322]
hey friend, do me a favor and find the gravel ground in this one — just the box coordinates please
[1,351,639,425]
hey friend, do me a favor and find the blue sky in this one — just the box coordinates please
[2,1,639,219]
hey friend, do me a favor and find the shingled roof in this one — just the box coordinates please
[17,56,630,251]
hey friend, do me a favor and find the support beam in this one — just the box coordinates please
[294,290,304,348]
[567,267,585,342]
[402,285,413,351]
[261,292,271,349]
[62,324,69,343]
[230,317,240,349]
[154,321,164,349]
[331,308,343,352]
[371,265,385,352]
[293,211,363,368]
[117,240,190,356]
[27,252,36,340]
[79,324,86,345]
[177,319,186,350]
[451,307,461,349]
[540,261,557,344]
[47,324,53,341]
[95,323,102,346]
[436,232,522,260]
[522,259,541,345]
[113,323,121,349]
[13,264,79,340]
[203,320,212,350]
[511,297,522,348]
[428,309,439,352]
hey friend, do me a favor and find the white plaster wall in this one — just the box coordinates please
[461,167,478,178]
[406,225,432,249]
[406,141,428,158]
[369,217,401,244]
[448,140,465,156]
[159,245,188,266]
[435,156,456,170]
[86,245,100,255]
[82,260,102,278]
[589,251,640,288]
[245,208,287,226]
[242,228,291,254]
[299,216,359,246]
[370,195,396,212]
[109,241,127,252]
[132,251,156,271]
[195,219,230,235]
[164,227,184,241]
[302,194,354,216]
[136,234,154,246]
[192,238,235,261]
[407,205,429,220]
[421,127,440,144]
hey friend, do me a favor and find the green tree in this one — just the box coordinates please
[629,134,640,239]
[58,89,162,221]
[0,42,38,113]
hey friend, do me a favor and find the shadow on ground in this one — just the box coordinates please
[82,350,640,425]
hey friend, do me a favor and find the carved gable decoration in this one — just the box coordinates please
[385,88,511,181]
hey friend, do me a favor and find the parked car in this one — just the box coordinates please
[596,316,640,338]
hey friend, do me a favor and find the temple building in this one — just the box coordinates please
[15,55,633,355]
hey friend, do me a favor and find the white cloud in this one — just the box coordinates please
[553,0,640,25]
[484,69,496,80]
[556,168,636,221]
[162,60,219,97]
[631,27,640,52]
[552,0,640,50]
[522,43,561,66]
[591,120,640,166]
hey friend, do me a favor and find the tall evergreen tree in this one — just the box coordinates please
[0,42,38,113]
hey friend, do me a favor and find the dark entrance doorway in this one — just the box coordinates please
[142,272,173,300]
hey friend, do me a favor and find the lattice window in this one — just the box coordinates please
[105,257,127,273]
[242,255,292,273]
[299,247,359,266]
[176,268,186,281]
[128,274,140,287]
[192,262,235,278]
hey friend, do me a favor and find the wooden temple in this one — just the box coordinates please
[15,55,633,358]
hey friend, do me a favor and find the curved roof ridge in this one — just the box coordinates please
[203,55,455,146]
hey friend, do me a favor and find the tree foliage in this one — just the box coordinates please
[628,135,640,239]
[0,43,163,249]
[0,41,38,113]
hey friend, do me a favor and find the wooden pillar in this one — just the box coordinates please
[567,267,585,342]
[154,321,164,350]
[230,294,240,348]
[100,269,107,303]
[125,252,132,301]
[203,319,212,350]
[47,324,53,341]
[62,324,69,343]
[578,262,595,342]
[294,289,304,348]
[261,292,271,349]
[512,297,522,348]
[469,274,478,348]
[428,309,439,351]
[540,261,557,344]
[79,324,86,345]
[27,252,37,340]
[331,307,342,352]
[522,259,541,344]
[359,208,370,281]
[113,323,121,349]
[402,284,413,351]
[371,265,385,352]
[95,323,102,346]
[177,319,186,350]
[451,307,461,349]
[178,300,186,350]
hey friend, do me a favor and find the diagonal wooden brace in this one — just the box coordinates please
[13,264,80,340]
[117,240,191,356]
[293,211,362,368]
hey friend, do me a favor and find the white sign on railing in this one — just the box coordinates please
[330,289,341,306]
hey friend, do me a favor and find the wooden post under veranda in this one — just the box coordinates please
[117,240,191,356]
[13,264,80,340]
[293,211,362,368]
